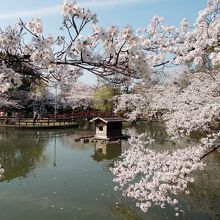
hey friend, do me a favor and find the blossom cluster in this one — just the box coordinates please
[0,96,19,109]
[111,132,220,215]
[132,0,220,70]
[115,70,220,138]
[0,63,22,93]
[0,28,21,53]
[60,82,93,110]
[59,0,152,81]
[149,71,220,138]
[31,34,54,66]
[61,1,98,23]
[28,18,43,34]
[48,64,83,88]
[113,93,148,121]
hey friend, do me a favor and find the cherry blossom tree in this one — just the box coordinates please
[0,95,20,110]
[111,0,220,216]
[139,70,218,135]
[113,0,220,133]
[60,82,93,110]
[112,71,220,215]
[113,93,149,121]
[0,0,154,95]
[0,0,219,91]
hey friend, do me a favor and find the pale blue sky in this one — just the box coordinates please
[0,0,208,84]
[0,0,208,31]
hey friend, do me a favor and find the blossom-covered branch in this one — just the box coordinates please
[111,132,220,216]
[0,0,219,93]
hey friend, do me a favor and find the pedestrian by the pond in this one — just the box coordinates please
[33,110,39,124]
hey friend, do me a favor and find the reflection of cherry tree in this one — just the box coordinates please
[0,164,4,179]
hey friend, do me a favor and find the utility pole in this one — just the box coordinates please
[54,85,57,120]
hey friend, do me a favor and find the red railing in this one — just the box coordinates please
[48,111,114,119]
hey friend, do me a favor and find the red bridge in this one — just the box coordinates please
[48,111,115,120]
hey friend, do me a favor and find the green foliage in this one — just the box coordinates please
[30,80,48,97]
[93,86,114,112]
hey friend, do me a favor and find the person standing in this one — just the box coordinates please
[33,110,39,124]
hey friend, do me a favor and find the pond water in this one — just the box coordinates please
[0,122,219,220]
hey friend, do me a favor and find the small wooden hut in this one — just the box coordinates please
[90,117,124,140]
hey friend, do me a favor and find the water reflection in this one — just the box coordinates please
[53,137,57,167]
[183,152,220,218]
[0,125,219,220]
[92,141,122,162]
[110,203,144,220]
[0,130,48,181]
[126,121,168,145]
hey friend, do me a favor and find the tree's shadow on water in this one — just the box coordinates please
[182,152,220,219]
[125,121,169,144]
[0,130,49,181]
[0,128,78,182]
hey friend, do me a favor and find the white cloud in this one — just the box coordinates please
[0,5,60,20]
[0,0,155,20]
